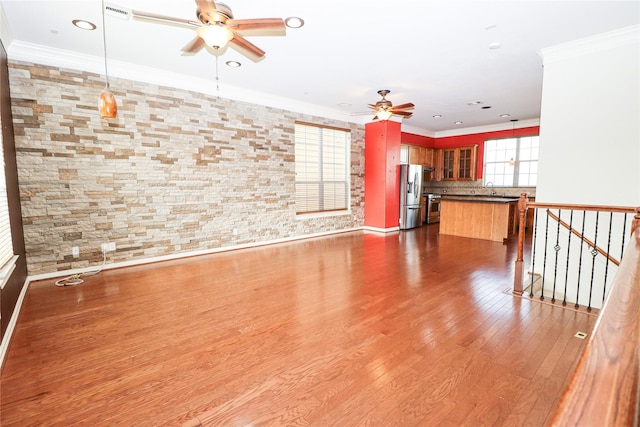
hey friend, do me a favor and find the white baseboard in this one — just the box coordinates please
[0,277,30,371]
[363,225,400,233]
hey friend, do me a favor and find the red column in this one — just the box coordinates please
[364,120,401,230]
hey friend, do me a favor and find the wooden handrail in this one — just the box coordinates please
[546,209,620,267]
[529,201,636,214]
[548,209,640,426]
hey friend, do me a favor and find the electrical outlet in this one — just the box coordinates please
[72,246,79,258]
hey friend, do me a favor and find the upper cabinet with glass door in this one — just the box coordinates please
[440,146,477,181]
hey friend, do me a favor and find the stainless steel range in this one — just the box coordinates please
[426,194,441,224]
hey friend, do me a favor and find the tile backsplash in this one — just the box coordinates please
[424,179,535,198]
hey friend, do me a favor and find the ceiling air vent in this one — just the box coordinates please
[105,3,131,20]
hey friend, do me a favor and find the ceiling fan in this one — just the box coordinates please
[130,0,286,62]
[368,90,415,121]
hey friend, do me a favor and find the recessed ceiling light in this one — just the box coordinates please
[50,28,60,35]
[285,17,304,28]
[488,42,501,50]
[432,114,442,119]
[72,19,96,30]
[225,60,241,68]
[485,24,497,30]
[466,100,483,106]
[500,114,510,118]
[454,121,463,125]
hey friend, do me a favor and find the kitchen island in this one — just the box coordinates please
[439,195,520,242]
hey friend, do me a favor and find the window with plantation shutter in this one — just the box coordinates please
[0,132,15,282]
[295,122,350,214]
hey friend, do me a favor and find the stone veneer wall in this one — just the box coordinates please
[8,61,365,276]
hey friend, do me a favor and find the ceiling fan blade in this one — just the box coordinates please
[392,103,415,110]
[195,0,218,20]
[229,32,266,62]
[131,9,200,27]
[393,111,414,117]
[226,18,286,36]
[181,36,206,55]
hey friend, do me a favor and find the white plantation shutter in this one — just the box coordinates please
[0,136,14,271]
[295,122,350,214]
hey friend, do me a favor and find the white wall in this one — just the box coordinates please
[537,25,640,206]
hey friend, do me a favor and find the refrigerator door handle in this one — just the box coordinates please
[413,172,419,195]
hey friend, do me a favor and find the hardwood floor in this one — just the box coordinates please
[1,225,596,426]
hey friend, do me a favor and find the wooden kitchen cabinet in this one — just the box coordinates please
[423,148,435,168]
[408,145,421,164]
[439,145,477,181]
[404,145,436,167]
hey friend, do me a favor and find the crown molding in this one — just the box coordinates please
[539,25,639,65]
[401,124,436,138]
[433,118,540,138]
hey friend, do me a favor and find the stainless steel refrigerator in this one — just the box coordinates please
[399,164,424,230]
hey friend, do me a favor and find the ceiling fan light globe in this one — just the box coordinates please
[376,110,392,121]
[197,24,233,49]
[99,90,117,119]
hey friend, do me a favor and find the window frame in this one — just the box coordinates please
[483,135,539,188]
[0,122,16,290]
[294,121,351,215]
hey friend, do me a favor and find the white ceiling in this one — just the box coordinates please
[1,0,638,136]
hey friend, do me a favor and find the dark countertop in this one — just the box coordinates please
[440,195,520,204]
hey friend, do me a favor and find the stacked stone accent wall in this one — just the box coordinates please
[8,61,365,276]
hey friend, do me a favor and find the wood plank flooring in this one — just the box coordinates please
[0,225,596,426]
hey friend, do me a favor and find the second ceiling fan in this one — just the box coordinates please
[130,0,287,62]
[368,90,415,121]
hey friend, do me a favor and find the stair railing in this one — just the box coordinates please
[513,194,637,311]
[547,208,640,425]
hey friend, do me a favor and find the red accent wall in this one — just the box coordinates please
[400,132,436,148]
[364,121,401,229]
[402,126,539,178]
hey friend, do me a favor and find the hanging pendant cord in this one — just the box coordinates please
[101,0,110,90]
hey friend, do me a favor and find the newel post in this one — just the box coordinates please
[632,208,640,237]
[513,193,529,296]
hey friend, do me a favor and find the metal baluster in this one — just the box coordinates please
[552,209,562,303]
[529,208,539,297]
[620,212,628,262]
[562,210,573,305]
[574,211,587,309]
[603,212,613,303]
[541,210,550,301]
[587,211,599,311]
